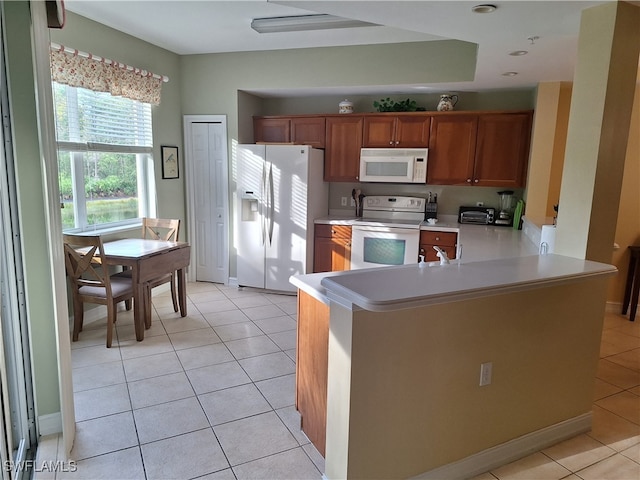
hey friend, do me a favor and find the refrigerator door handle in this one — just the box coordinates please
[260,160,267,246]
[268,164,275,244]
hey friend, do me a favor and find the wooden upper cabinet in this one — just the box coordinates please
[253,111,533,185]
[324,116,364,182]
[363,115,430,148]
[473,113,532,187]
[427,111,532,187]
[254,116,326,147]
[427,115,478,185]
[291,117,326,148]
[253,117,290,143]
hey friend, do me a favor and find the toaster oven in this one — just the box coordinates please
[458,206,495,225]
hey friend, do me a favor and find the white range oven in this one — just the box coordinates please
[350,196,425,270]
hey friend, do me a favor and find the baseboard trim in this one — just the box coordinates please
[38,412,62,436]
[606,301,620,314]
[410,413,592,480]
[605,301,631,316]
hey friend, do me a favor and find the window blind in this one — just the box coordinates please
[53,83,152,148]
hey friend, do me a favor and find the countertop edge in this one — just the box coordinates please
[323,267,617,312]
[299,255,617,311]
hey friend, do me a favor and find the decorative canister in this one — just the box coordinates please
[437,94,459,112]
[339,99,353,114]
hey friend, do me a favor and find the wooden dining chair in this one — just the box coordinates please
[63,234,134,348]
[117,218,181,322]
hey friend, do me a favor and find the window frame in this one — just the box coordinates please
[53,84,157,234]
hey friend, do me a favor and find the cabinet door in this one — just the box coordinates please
[296,290,329,456]
[253,117,290,143]
[291,117,326,148]
[313,237,351,272]
[363,116,396,147]
[314,225,352,273]
[427,115,477,185]
[473,113,532,187]
[325,116,364,182]
[395,116,430,147]
[363,115,431,148]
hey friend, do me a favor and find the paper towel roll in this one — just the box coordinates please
[539,225,556,254]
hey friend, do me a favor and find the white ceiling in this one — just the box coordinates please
[64,0,623,96]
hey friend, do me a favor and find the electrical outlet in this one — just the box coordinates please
[350,198,356,207]
[476,201,484,207]
[479,362,492,386]
[341,197,348,206]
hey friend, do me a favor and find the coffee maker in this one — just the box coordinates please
[495,190,515,226]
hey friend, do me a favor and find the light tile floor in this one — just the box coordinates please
[35,282,639,479]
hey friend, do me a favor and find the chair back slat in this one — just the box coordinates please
[142,218,180,242]
[63,234,112,296]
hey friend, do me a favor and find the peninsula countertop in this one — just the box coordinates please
[290,255,617,311]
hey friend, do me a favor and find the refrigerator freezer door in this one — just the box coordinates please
[237,144,266,288]
[264,145,310,292]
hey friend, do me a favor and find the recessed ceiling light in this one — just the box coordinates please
[502,72,518,77]
[509,50,528,56]
[472,4,497,14]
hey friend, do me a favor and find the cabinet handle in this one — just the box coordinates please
[466,178,472,183]
[435,237,440,241]
[474,179,479,183]
[346,242,351,247]
[395,141,399,145]
[419,248,424,253]
[389,141,393,145]
[331,229,336,235]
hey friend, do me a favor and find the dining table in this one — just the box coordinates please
[100,238,191,341]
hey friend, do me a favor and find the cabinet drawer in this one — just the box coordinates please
[419,231,457,246]
[315,224,352,239]
[419,244,457,262]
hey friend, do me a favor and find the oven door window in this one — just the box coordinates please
[363,237,406,265]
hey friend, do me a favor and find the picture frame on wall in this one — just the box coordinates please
[161,146,179,179]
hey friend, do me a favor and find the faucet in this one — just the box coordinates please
[433,246,450,265]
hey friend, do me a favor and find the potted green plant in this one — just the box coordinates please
[373,97,425,112]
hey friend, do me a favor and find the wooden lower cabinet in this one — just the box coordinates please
[296,290,329,457]
[419,230,458,262]
[313,224,351,272]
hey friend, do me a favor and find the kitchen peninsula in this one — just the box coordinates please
[290,254,616,479]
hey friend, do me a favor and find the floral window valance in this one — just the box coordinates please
[50,46,165,105]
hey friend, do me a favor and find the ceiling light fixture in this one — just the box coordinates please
[502,71,518,77]
[471,4,497,14]
[251,14,378,33]
[509,50,528,56]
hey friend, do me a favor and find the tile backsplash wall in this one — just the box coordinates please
[329,183,525,217]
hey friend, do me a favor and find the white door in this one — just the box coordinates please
[184,116,229,283]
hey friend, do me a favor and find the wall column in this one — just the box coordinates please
[555,1,640,262]
[526,82,572,223]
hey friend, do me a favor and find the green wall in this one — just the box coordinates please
[4,1,59,419]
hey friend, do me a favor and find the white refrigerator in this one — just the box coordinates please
[237,144,328,292]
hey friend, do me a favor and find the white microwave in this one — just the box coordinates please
[359,148,428,183]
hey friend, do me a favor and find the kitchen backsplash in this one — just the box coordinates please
[328,183,524,217]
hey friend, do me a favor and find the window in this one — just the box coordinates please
[52,83,156,232]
